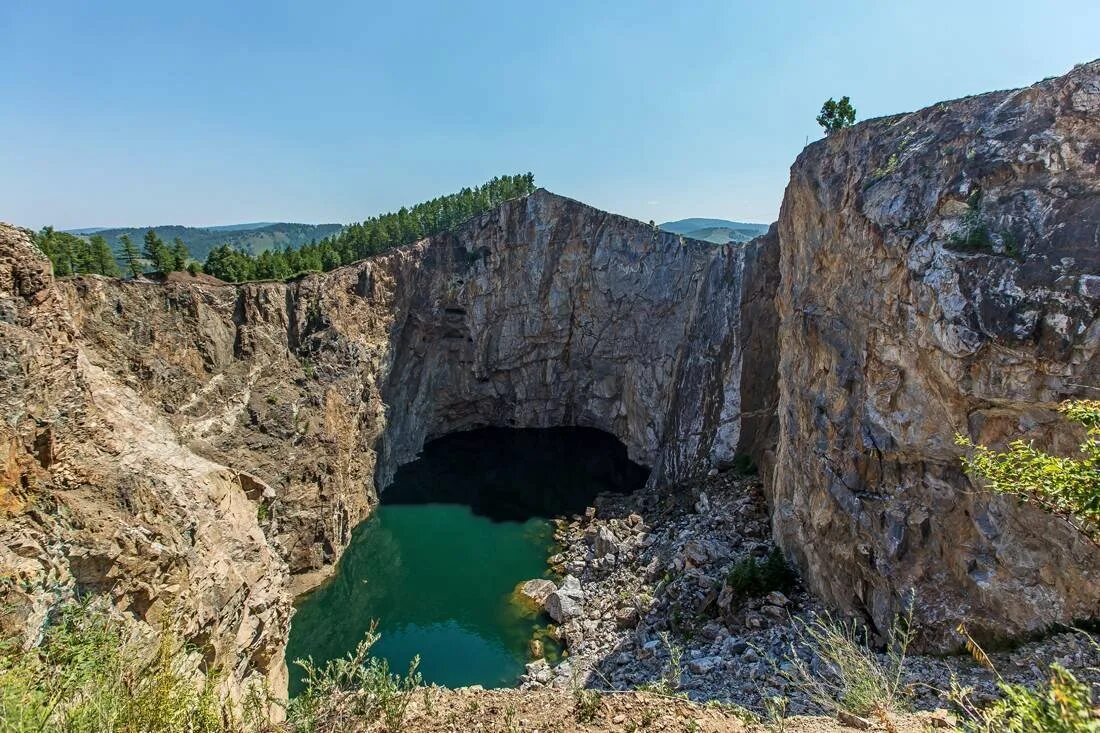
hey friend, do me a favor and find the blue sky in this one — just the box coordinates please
[2,1,1098,230]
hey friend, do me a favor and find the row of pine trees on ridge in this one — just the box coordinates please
[32,173,536,283]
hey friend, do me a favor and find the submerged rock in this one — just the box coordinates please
[515,578,557,610]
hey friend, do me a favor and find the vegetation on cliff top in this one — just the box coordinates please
[66,222,344,264]
[816,96,856,134]
[32,173,536,283]
[201,173,536,283]
[32,228,120,278]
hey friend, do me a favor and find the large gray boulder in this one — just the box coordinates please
[544,575,584,622]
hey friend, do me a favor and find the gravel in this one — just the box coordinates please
[517,470,1100,715]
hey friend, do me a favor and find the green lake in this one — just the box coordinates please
[285,427,648,694]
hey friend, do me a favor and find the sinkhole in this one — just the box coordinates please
[285,426,650,694]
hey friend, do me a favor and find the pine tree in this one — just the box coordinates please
[142,229,172,273]
[119,234,142,278]
[169,237,190,271]
[88,235,120,277]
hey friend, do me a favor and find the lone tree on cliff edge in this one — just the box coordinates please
[817,96,856,134]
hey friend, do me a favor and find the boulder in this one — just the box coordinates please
[516,578,556,608]
[544,575,584,622]
[593,525,621,558]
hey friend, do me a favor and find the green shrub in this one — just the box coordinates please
[951,628,1099,731]
[956,399,1100,541]
[0,603,426,733]
[952,665,1098,732]
[724,548,795,605]
[289,620,421,733]
[0,603,230,733]
[572,687,601,723]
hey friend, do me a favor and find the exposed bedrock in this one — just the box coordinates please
[772,59,1100,645]
[374,192,775,490]
[0,60,1098,697]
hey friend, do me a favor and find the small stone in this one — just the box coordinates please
[761,604,787,621]
[837,710,873,729]
[615,607,639,628]
[687,656,721,674]
[927,709,955,728]
[1079,274,1100,300]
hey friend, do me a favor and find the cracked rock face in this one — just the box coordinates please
[0,190,770,694]
[0,226,292,698]
[1,60,1097,695]
[772,59,1100,645]
[375,192,773,489]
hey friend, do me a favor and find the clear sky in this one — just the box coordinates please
[2,1,1098,230]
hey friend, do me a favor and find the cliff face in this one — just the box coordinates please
[60,192,763,582]
[1,60,1098,694]
[773,60,1100,643]
[375,192,768,489]
[2,191,768,694]
[0,227,291,697]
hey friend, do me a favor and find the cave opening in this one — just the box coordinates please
[286,426,649,694]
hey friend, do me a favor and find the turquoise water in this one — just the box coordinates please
[285,427,649,695]
[286,503,557,693]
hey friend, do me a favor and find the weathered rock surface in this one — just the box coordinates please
[0,226,291,698]
[374,191,767,488]
[1,60,1098,697]
[772,59,1100,645]
[1,189,765,695]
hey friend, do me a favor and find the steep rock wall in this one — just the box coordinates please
[0,226,291,698]
[375,192,764,489]
[2,60,1098,695]
[3,191,773,693]
[773,60,1100,645]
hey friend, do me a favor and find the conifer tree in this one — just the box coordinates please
[169,237,190,271]
[119,234,142,278]
[88,235,120,276]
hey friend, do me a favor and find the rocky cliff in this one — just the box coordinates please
[0,226,292,698]
[1,191,769,694]
[773,60,1100,644]
[1,60,1097,696]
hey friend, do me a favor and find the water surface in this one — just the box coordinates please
[286,503,556,693]
[286,427,649,694]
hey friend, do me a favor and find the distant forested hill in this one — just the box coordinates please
[65,222,343,261]
[659,218,768,244]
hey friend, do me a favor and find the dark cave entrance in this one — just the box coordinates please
[380,426,651,519]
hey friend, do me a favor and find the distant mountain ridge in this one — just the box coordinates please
[659,218,768,244]
[64,222,343,261]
